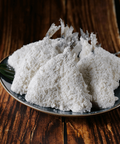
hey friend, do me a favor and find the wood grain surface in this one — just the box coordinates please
[0,0,120,144]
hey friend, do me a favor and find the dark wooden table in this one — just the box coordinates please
[0,0,120,143]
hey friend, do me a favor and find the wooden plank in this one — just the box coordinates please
[1,0,120,143]
[50,0,66,24]
[66,0,120,143]
[0,88,64,144]
[66,109,120,144]
[66,0,120,52]
[50,0,66,38]
[0,0,65,143]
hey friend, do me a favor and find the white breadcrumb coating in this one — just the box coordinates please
[79,30,120,90]
[46,23,61,38]
[26,48,92,113]
[77,52,118,108]
[8,41,40,71]
[8,23,61,71]
[10,37,65,94]
[78,30,119,108]
[95,47,120,84]
[8,19,79,95]
[8,19,120,112]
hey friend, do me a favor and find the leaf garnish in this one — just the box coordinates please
[0,63,15,80]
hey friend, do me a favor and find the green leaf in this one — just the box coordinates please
[0,63,15,80]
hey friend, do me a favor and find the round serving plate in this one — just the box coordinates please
[0,56,120,116]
